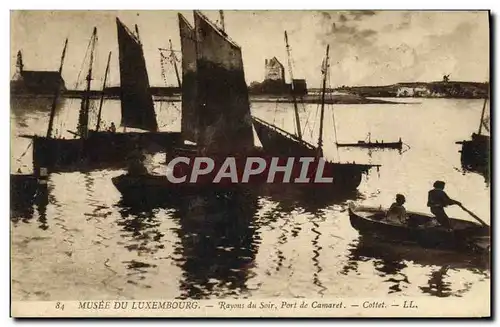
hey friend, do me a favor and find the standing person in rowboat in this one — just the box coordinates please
[427,180,461,231]
[386,194,408,224]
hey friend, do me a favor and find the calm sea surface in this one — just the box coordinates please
[10,97,490,300]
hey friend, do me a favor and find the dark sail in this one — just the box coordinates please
[116,18,158,132]
[178,14,198,143]
[193,11,254,154]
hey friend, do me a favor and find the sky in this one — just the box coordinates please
[10,10,490,89]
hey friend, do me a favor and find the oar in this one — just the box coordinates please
[458,204,489,227]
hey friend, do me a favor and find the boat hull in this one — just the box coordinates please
[112,169,369,207]
[336,141,402,149]
[252,116,378,190]
[348,205,490,252]
[457,133,490,173]
[24,131,183,173]
[112,173,256,206]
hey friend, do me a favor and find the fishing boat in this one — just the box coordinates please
[336,133,403,150]
[456,96,490,175]
[112,11,263,202]
[348,203,490,252]
[20,22,182,175]
[252,32,380,190]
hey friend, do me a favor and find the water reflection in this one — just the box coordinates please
[11,96,66,113]
[11,96,66,129]
[35,186,49,230]
[260,184,363,215]
[10,177,50,230]
[311,213,327,296]
[115,200,164,289]
[257,184,363,297]
[342,235,490,296]
[170,187,260,299]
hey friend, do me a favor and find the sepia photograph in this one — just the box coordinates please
[9,9,491,318]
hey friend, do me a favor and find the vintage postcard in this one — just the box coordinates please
[10,10,490,318]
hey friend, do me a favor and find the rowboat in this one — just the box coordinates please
[335,139,402,150]
[348,203,490,252]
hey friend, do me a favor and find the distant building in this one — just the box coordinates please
[265,57,285,81]
[396,85,431,97]
[11,50,66,95]
[248,56,307,96]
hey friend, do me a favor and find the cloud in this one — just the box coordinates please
[313,11,488,85]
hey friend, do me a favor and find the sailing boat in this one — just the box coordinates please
[21,22,182,175]
[20,30,94,175]
[252,32,380,189]
[456,96,490,174]
[112,10,262,201]
[85,19,184,157]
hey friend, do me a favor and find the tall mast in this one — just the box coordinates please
[219,10,225,33]
[285,31,302,140]
[317,44,330,157]
[78,27,97,138]
[169,39,181,88]
[478,96,488,135]
[96,51,112,132]
[46,38,68,138]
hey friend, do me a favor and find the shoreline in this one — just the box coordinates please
[11,93,411,105]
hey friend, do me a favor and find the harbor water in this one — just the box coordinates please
[10,97,490,300]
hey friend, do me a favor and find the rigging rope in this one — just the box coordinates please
[158,50,182,127]
[327,62,340,161]
[16,140,33,162]
[311,103,320,141]
[57,35,94,138]
[272,100,279,125]
[302,102,319,141]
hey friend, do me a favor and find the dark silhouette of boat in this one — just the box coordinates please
[112,11,264,202]
[10,170,50,220]
[336,133,403,150]
[348,204,490,253]
[456,96,490,176]
[20,22,182,175]
[252,32,380,190]
[11,174,39,211]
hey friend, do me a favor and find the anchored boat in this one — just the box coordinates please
[456,96,490,176]
[252,32,380,190]
[21,22,182,175]
[112,11,264,202]
[336,133,403,150]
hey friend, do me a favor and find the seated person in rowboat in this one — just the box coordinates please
[386,194,408,224]
[427,180,461,231]
[109,122,116,133]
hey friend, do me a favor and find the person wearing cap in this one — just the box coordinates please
[386,194,408,224]
[427,180,461,230]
